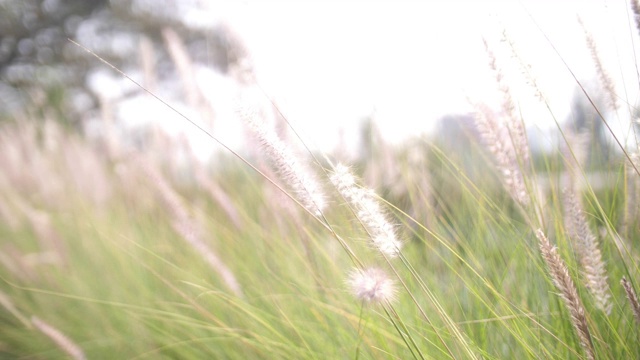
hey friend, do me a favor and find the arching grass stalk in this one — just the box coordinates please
[31,316,86,360]
[382,304,426,360]
[377,172,552,357]
[332,163,473,358]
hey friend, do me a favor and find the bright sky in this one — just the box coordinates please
[213,0,640,151]
[89,1,640,157]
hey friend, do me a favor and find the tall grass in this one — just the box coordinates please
[2,2,640,359]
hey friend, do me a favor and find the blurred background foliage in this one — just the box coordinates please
[0,0,246,128]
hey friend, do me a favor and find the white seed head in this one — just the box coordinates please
[347,267,396,304]
[331,164,402,257]
[240,100,326,216]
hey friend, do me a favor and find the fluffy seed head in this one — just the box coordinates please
[347,267,397,304]
[240,100,326,216]
[331,164,402,257]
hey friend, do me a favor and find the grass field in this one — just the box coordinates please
[2,3,640,359]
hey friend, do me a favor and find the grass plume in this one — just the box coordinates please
[330,163,402,258]
[239,94,326,217]
[621,277,640,325]
[562,188,612,314]
[31,316,86,360]
[536,229,595,360]
[347,267,397,304]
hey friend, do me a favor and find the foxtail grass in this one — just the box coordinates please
[562,188,612,314]
[330,163,402,258]
[239,94,326,218]
[5,3,640,358]
[536,229,595,360]
[31,316,86,360]
[621,277,640,325]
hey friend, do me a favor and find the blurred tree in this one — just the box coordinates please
[0,0,107,119]
[0,0,104,71]
[434,113,485,177]
[0,0,247,127]
[565,89,612,168]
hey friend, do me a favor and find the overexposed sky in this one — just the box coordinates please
[89,1,640,157]
[212,0,640,150]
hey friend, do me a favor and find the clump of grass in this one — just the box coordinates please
[4,2,640,359]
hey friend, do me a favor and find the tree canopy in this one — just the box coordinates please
[0,0,244,126]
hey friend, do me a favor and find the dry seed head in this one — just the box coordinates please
[474,104,529,206]
[347,267,397,304]
[477,38,533,207]
[483,37,530,165]
[562,188,612,314]
[331,164,402,257]
[578,17,619,111]
[621,276,640,325]
[536,229,595,360]
[0,291,30,328]
[31,316,86,360]
[501,29,545,103]
[240,99,326,217]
